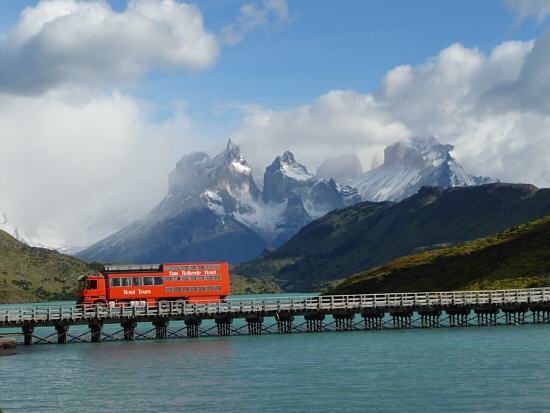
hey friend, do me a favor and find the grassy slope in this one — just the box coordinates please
[237,184,550,291]
[0,230,94,303]
[328,216,550,295]
[0,229,281,303]
[230,274,283,295]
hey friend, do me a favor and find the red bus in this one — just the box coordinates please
[76,262,230,306]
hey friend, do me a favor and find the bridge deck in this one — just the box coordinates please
[2,287,550,327]
[2,288,550,344]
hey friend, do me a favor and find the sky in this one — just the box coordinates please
[1,0,550,249]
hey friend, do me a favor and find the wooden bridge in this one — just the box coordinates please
[2,287,550,345]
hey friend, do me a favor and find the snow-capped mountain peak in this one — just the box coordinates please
[353,136,494,202]
[0,208,21,240]
[275,151,315,182]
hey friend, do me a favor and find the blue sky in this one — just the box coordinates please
[1,0,550,247]
[125,1,541,103]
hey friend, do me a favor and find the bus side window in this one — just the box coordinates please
[154,277,164,286]
[143,277,154,286]
[121,278,132,287]
[132,277,142,286]
[111,278,120,287]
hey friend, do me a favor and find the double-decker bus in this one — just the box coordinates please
[76,262,230,306]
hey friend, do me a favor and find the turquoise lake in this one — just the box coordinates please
[2,301,550,412]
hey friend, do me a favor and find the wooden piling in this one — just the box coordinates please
[121,319,138,340]
[153,318,169,339]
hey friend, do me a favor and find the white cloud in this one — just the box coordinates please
[231,92,409,172]
[505,0,550,22]
[232,30,550,189]
[0,87,201,248]
[0,0,219,94]
[221,0,290,45]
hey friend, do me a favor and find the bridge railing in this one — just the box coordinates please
[2,287,550,324]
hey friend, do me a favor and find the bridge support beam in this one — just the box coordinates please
[531,303,550,323]
[184,316,202,338]
[54,321,69,344]
[276,312,294,334]
[215,315,232,336]
[88,320,103,343]
[22,322,35,346]
[502,303,528,325]
[153,317,169,339]
[333,310,356,331]
[474,305,499,326]
[418,307,442,328]
[121,319,138,340]
[245,315,264,335]
[390,307,413,329]
[361,308,385,330]
[445,306,471,327]
[304,312,325,332]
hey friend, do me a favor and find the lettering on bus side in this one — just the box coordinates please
[168,270,204,276]
[123,289,152,295]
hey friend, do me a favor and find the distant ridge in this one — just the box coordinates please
[236,183,550,291]
[328,215,550,295]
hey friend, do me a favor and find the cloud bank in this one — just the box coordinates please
[0,0,219,94]
[0,88,199,248]
[233,32,550,189]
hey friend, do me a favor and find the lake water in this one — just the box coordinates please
[2,301,550,412]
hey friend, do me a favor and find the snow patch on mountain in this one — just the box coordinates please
[353,136,494,202]
[0,209,22,240]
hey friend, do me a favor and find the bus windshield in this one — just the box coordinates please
[86,279,98,290]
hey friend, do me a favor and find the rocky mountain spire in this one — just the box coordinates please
[353,136,494,202]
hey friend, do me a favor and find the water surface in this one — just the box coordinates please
[2,323,550,412]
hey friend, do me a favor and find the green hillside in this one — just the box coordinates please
[328,216,550,295]
[0,229,94,303]
[237,184,550,291]
[0,229,280,304]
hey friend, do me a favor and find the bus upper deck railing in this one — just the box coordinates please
[2,287,550,325]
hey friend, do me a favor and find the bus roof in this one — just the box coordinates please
[103,264,162,273]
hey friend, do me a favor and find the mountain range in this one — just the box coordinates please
[78,136,496,265]
[236,183,550,291]
[78,140,360,263]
